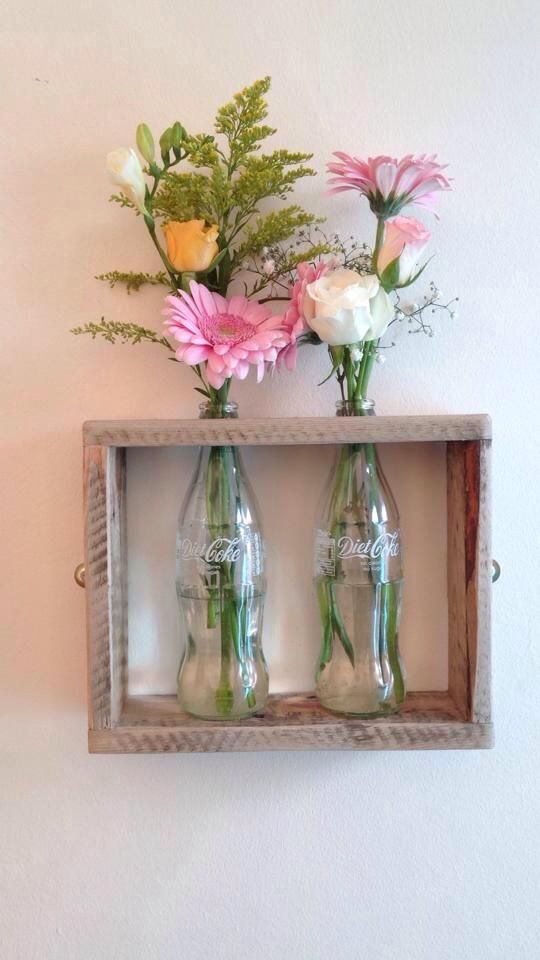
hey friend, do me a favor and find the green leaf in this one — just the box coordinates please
[136,123,155,164]
[379,254,401,292]
[394,256,433,290]
[318,346,344,385]
[196,247,228,276]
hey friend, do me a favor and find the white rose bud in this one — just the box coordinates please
[303,268,394,346]
[106,147,147,214]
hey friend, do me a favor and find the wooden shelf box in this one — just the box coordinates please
[82,415,493,753]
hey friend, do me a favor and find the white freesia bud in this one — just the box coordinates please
[303,268,393,346]
[106,147,147,214]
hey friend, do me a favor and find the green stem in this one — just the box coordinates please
[180,271,196,293]
[343,349,355,400]
[144,218,178,288]
[382,581,405,704]
[316,581,333,677]
[354,341,378,400]
[372,217,385,272]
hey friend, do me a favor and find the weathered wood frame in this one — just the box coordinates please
[83,415,493,753]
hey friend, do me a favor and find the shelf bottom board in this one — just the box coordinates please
[88,692,493,753]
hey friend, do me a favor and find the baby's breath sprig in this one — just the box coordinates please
[239,224,373,303]
[390,281,459,340]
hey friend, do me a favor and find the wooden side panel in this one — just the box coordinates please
[84,446,127,729]
[473,440,492,723]
[83,414,492,448]
[447,440,492,723]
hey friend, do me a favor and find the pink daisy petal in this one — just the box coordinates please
[326,151,450,216]
[206,366,228,389]
[207,352,226,373]
[233,360,250,380]
[183,344,211,365]
[162,280,279,383]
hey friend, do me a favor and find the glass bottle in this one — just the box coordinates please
[176,401,268,719]
[313,399,406,716]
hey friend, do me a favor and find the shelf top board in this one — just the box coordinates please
[83,414,491,447]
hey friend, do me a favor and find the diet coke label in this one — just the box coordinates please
[178,531,264,574]
[337,531,400,561]
[179,536,241,564]
[314,528,400,576]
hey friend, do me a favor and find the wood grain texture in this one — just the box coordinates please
[87,693,492,753]
[120,690,460,725]
[84,446,127,729]
[83,414,492,448]
[446,440,492,725]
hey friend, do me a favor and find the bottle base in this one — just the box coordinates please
[181,705,265,722]
[318,697,401,718]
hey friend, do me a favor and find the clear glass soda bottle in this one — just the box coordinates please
[176,401,268,719]
[313,399,406,716]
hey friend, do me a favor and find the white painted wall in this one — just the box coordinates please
[2,0,540,957]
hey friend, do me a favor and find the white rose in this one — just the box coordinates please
[106,147,147,214]
[303,269,394,346]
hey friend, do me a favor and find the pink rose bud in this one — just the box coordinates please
[377,216,430,287]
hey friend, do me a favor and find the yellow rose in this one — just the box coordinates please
[162,219,219,272]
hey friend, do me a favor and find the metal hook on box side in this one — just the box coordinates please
[74,563,86,588]
[492,560,501,583]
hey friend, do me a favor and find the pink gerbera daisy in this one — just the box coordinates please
[327,152,451,217]
[277,258,337,370]
[163,281,288,389]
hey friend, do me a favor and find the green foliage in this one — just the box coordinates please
[105,78,319,296]
[183,133,219,168]
[152,172,215,223]
[70,318,173,350]
[234,206,322,263]
[109,192,137,211]
[95,270,169,293]
[277,243,334,273]
[230,150,315,211]
[214,76,275,168]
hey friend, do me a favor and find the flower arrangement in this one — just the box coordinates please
[72,79,456,406]
[73,77,329,405]
[73,77,458,719]
[267,152,454,404]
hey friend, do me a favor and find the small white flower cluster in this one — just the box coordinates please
[391,281,459,340]
[261,247,276,276]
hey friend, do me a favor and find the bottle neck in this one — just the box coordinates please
[198,400,239,420]
[336,399,375,417]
